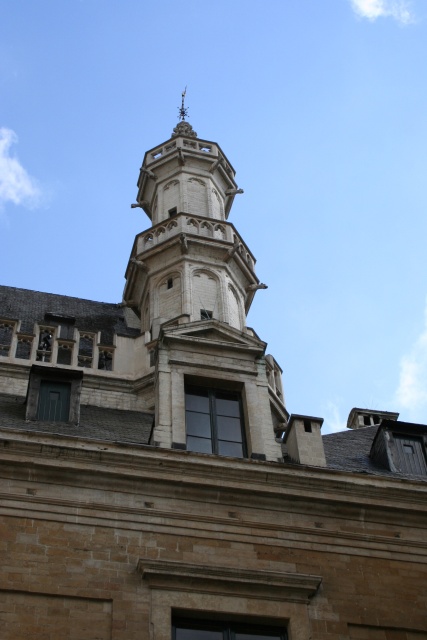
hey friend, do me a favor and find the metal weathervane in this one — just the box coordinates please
[178,87,189,121]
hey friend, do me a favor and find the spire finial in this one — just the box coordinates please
[172,87,197,137]
[178,86,189,121]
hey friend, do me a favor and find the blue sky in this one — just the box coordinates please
[1,0,427,433]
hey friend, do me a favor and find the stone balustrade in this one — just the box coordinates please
[135,213,256,271]
[144,136,234,177]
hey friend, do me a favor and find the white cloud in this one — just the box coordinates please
[322,401,347,434]
[396,301,427,417]
[0,128,42,211]
[350,0,414,24]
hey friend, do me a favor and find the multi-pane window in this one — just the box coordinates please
[173,620,287,640]
[15,336,33,359]
[57,343,73,365]
[185,386,246,458]
[37,381,71,422]
[98,349,113,371]
[78,333,95,368]
[0,321,14,356]
[36,328,54,363]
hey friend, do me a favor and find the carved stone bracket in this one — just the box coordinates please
[180,233,188,254]
[224,241,240,263]
[246,283,268,292]
[140,167,157,181]
[178,148,185,166]
[130,258,149,272]
[209,157,224,173]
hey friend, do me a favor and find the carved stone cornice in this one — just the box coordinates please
[138,559,322,603]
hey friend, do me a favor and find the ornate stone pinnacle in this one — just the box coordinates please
[172,121,198,138]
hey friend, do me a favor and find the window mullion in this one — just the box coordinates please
[210,389,219,454]
[238,395,247,458]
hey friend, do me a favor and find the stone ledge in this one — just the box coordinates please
[138,558,322,603]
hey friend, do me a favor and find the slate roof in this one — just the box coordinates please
[0,394,153,445]
[322,425,427,481]
[322,426,391,475]
[0,285,140,345]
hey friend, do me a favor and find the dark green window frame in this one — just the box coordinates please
[173,619,287,640]
[37,380,71,422]
[185,385,247,458]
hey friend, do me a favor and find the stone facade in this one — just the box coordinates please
[0,435,426,639]
[0,120,426,639]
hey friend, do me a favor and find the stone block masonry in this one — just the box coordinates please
[0,437,425,639]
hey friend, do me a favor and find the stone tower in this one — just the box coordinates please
[123,119,287,461]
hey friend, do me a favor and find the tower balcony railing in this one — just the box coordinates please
[134,213,256,272]
[145,138,220,166]
[142,134,235,181]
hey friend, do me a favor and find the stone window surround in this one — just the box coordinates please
[138,559,321,640]
[185,384,247,458]
[170,374,269,461]
[77,332,96,368]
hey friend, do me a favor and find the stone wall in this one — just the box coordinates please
[0,432,425,639]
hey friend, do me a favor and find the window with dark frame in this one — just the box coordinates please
[37,381,71,422]
[149,349,156,367]
[393,434,427,475]
[36,328,54,363]
[0,322,13,357]
[200,309,212,320]
[15,336,32,360]
[98,349,113,371]
[169,207,178,217]
[185,385,246,458]
[78,333,94,368]
[173,619,287,640]
[57,343,72,366]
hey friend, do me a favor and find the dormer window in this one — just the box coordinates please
[370,420,427,476]
[393,434,427,475]
[25,365,83,425]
